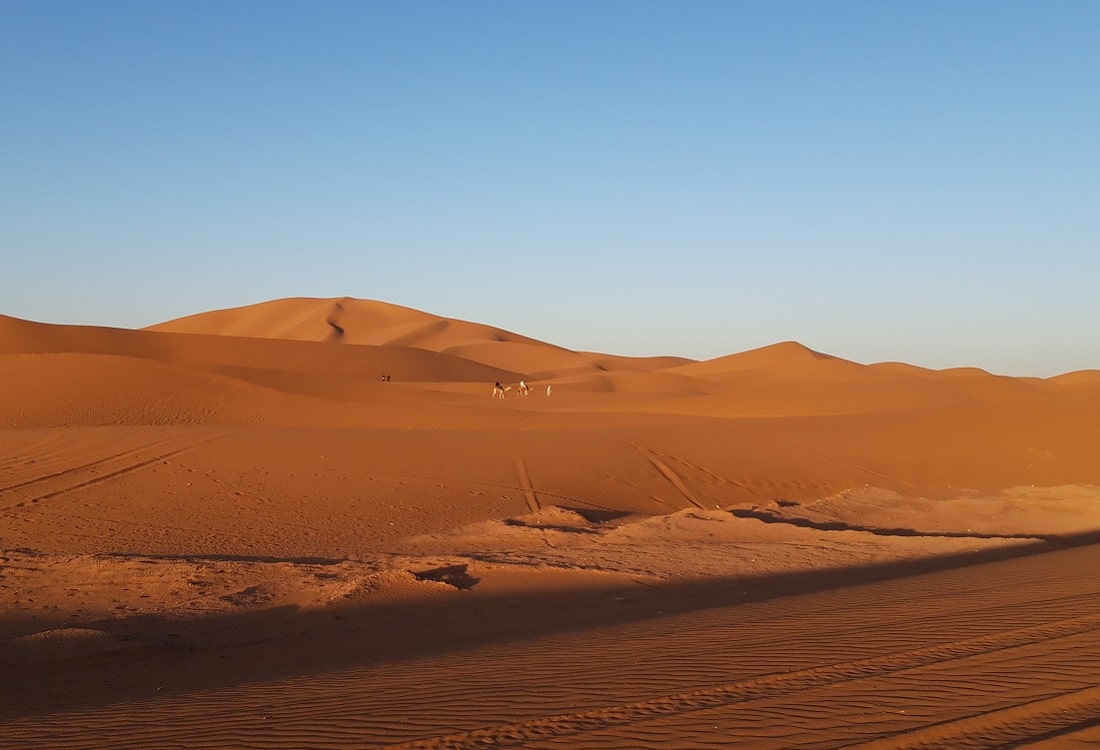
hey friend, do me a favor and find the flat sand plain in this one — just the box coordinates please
[2,297,1099,749]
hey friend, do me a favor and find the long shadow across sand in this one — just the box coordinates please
[5,528,1100,721]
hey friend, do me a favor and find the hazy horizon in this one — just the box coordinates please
[4,1,1097,377]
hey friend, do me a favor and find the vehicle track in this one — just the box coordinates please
[387,612,1100,749]
[0,435,183,495]
[513,453,541,513]
[337,468,623,514]
[1,433,230,509]
[845,684,1100,749]
[635,445,705,509]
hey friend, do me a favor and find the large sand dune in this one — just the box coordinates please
[2,297,1100,748]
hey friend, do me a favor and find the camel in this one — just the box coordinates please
[492,382,511,399]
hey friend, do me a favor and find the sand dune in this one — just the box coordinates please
[1051,368,1100,387]
[2,298,1100,748]
[147,297,563,351]
[2,312,520,383]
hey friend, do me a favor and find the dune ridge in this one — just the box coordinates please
[148,297,576,354]
[2,297,1100,748]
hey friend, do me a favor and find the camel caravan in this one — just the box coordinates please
[493,380,549,399]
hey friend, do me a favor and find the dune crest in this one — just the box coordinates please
[144,296,678,379]
[146,297,555,350]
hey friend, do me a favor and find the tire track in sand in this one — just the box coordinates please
[0,435,185,495]
[2,433,232,508]
[513,454,540,513]
[635,446,704,509]
[387,611,1100,749]
[846,684,1100,749]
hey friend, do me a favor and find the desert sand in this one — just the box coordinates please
[2,296,1100,749]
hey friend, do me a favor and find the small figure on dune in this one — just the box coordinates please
[492,382,510,399]
[546,385,552,397]
[518,380,529,397]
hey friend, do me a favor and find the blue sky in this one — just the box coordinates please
[3,1,1097,376]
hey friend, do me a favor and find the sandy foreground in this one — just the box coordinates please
[2,297,1100,749]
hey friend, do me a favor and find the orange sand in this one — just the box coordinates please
[2,297,1099,748]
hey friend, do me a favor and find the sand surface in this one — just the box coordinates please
[2,297,1100,748]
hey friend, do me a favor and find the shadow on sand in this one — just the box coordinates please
[5,529,1100,721]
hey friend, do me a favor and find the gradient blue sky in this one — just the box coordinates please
[3,1,1097,376]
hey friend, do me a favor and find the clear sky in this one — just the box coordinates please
[3,1,1097,377]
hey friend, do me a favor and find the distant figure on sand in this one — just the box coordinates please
[518,380,529,397]
[546,385,552,396]
[492,382,510,399]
